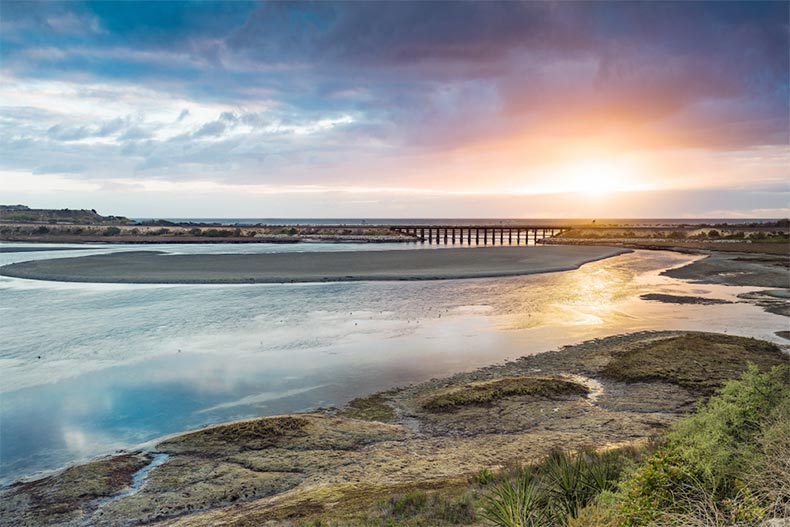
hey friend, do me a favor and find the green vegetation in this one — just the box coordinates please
[601,334,787,394]
[576,364,790,526]
[297,366,789,527]
[481,448,642,527]
[103,226,121,236]
[422,377,588,412]
[338,394,397,422]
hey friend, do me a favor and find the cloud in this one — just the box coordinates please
[0,1,787,216]
[192,120,226,138]
[45,116,134,142]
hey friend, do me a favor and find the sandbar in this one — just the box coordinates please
[0,246,629,284]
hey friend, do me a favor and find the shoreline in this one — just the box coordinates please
[545,237,790,256]
[3,330,787,526]
[0,234,414,245]
[2,246,788,525]
[0,245,630,284]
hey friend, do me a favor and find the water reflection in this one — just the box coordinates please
[1,248,786,484]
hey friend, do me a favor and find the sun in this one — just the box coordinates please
[564,159,628,197]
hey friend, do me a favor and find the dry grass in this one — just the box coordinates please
[338,394,397,423]
[422,377,588,412]
[159,416,310,452]
[601,334,788,394]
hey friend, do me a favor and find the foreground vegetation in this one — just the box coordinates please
[574,364,789,527]
[304,365,789,527]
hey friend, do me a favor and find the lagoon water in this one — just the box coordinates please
[0,242,786,485]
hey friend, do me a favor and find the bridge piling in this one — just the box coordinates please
[387,223,574,245]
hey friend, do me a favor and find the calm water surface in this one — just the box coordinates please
[0,242,786,484]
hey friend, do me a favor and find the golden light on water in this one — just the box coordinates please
[501,255,640,331]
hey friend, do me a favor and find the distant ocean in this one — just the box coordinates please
[133,218,778,226]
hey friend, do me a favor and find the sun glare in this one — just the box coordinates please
[564,160,629,197]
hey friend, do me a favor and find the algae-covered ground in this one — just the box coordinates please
[2,331,786,527]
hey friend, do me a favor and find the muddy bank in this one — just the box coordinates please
[662,251,790,289]
[0,246,628,284]
[545,238,790,256]
[2,331,786,526]
[0,246,99,253]
[639,293,733,305]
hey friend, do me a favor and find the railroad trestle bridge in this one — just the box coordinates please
[387,225,572,245]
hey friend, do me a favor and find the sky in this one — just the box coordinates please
[0,1,788,218]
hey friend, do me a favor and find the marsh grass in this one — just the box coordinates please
[160,416,310,452]
[344,490,477,527]
[339,394,397,422]
[601,334,787,394]
[482,448,641,526]
[422,377,588,412]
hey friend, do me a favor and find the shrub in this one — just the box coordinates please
[35,226,49,234]
[483,449,635,526]
[472,467,496,486]
[567,491,622,527]
[103,227,121,236]
[482,470,549,527]
[386,491,427,518]
[617,365,790,526]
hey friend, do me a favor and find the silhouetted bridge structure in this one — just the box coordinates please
[387,225,573,245]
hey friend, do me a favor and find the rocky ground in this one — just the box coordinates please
[2,331,787,527]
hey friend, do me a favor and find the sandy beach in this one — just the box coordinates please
[0,245,629,284]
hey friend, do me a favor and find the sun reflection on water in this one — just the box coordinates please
[501,254,640,330]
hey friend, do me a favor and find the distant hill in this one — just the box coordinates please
[0,205,131,225]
